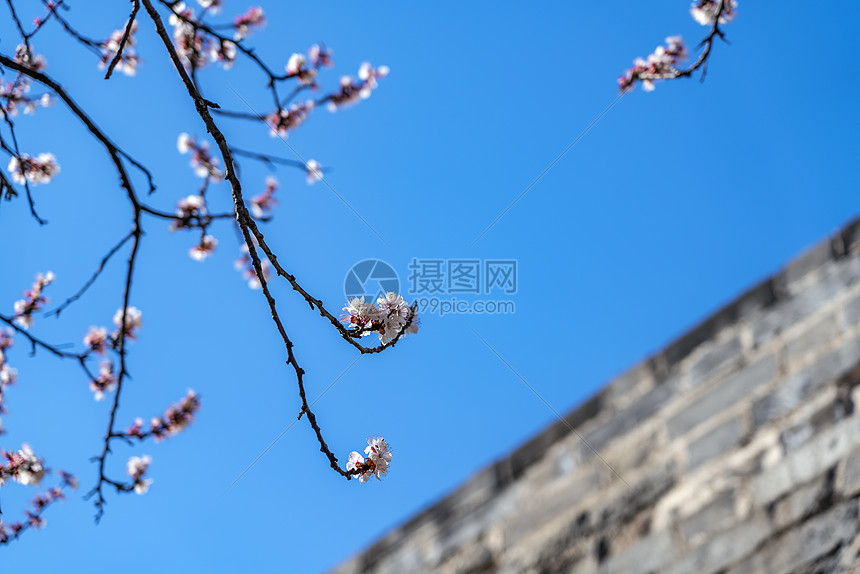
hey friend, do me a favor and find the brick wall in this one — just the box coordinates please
[333,217,860,574]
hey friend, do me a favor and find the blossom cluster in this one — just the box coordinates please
[7,153,60,186]
[168,3,266,70]
[13,44,46,73]
[305,159,323,185]
[619,1,738,92]
[266,100,315,138]
[177,133,222,179]
[0,331,16,434]
[250,176,278,218]
[84,307,142,352]
[169,194,208,232]
[341,292,420,344]
[124,390,200,446]
[618,36,687,93]
[346,437,392,483]
[99,20,141,76]
[190,235,218,261]
[81,307,142,400]
[284,44,335,87]
[0,80,52,118]
[691,0,737,26]
[126,455,152,495]
[12,271,54,329]
[0,444,45,487]
[327,62,389,112]
[169,3,217,69]
[2,45,51,117]
[112,306,143,342]
[0,469,75,545]
[89,361,117,402]
[233,6,266,41]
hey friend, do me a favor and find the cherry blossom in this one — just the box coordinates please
[12,271,54,330]
[197,0,222,14]
[691,0,737,26]
[149,390,200,441]
[126,417,144,438]
[377,292,420,344]
[618,36,688,93]
[286,53,317,86]
[233,6,265,41]
[340,292,419,343]
[189,234,218,261]
[7,153,60,185]
[341,297,383,335]
[327,63,389,111]
[209,39,237,69]
[250,176,278,218]
[112,306,143,341]
[347,437,392,483]
[1,80,52,116]
[126,455,152,495]
[266,101,314,138]
[83,326,108,354]
[170,193,208,231]
[309,44,333,68]
[89,360,117,402]
[169,3,212,69]
[305,159,323,185]
[1,444,45,487]
[99,20,141,76]
[13,44,46,72]
[346,451,372,483]
[176,133,222,179]
[0,329,17,434]
[0,470,75,544]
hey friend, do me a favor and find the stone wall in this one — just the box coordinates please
[333,216,860,574]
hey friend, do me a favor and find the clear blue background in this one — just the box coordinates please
[1,2,858,572]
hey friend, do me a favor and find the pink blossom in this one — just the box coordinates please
[286,53,317,86]
[327,63,388,111]
[13,44,46,72]
[618,36,687,93]
[126,455,153,495]
[250,176,278,218]
[189,234,218,261]
[305,160,323,185]
[7,153,60,185]
[112,306,143,341]
[83,326,108,354]
[89,360,117,401]
[0,444,45,486]
[170,193,208,231]
[197,0,222,14]
[169,3,212,69]
[233,6,265,41]
[266,101,314,138]
[98,20,141,76]
[690,0,737,26]
[150,390,201,441]
[209,39,237,69]
[309,44,333,68]
[176,133,222,179]
[12,271,54,330]
[347,437,393,483]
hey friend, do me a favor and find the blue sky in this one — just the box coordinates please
[1,1,858,572]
